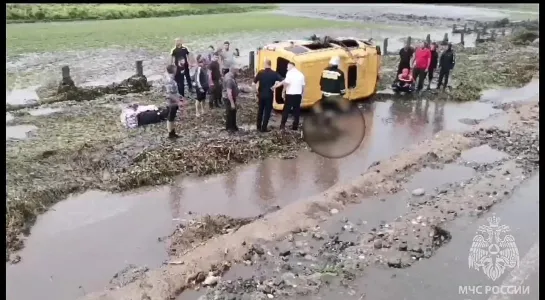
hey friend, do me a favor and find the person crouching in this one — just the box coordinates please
[164,64,186,139]
[392,68,415,94]
[193,58,209,117]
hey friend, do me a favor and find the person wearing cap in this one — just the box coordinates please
[224,66,240,132]
[314,56,349,114]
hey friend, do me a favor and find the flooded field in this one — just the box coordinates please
[6,79,538,300]
[5,4,540,300]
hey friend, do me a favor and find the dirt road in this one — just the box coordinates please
[76,99,538,300]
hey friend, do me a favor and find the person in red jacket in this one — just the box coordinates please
[412,42,431,92]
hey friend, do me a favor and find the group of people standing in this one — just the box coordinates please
[253,59,306,132]
[164,38,241,138]
[393,41,456,94]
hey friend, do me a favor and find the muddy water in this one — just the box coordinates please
[6,82,538,300]
[6,124,38,140]
[6,86,40,106]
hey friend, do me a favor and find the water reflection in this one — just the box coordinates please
[169,183,183,219]
[224,165,239,200]
[315,158,339,191]
[433,100,446,134]
[254,160,275,207]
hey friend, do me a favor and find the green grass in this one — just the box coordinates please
[6,12,370,56]
[6,4,275,23]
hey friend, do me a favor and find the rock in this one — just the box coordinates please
[330,208,339,214]
[279,250,291,257]
[532,38,539,45]
[203,274,220,286]
[411,188,426,196]
[373,239,383,249]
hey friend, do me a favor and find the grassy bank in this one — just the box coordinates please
[6,4,275,23]
[6,12,364,55]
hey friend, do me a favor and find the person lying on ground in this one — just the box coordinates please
[392,68,415,94]
[427,42,439,90]
[164,64,186,139]
[193,58,209,117]
[208,52,223,109]
[437,43,456,90]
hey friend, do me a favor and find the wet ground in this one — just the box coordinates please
[8,3,527,93]
[5,81,538,300]
[291,173,540,300]
[171,101,538,300]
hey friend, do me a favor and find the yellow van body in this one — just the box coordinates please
[254,37,382,111]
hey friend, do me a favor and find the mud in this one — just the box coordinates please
[173,101,538,300]
[70,99,538,300]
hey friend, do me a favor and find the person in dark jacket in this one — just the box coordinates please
[208,52,223,109]
[253,59,283,132]
[316,56,348,112]
[437,43,456,90]
[396,44,415,81]
[427,42,439,90]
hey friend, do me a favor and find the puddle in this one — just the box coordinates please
[6,113,14,123]
[7,95,512,299]
[480,79,540,105]
[460,145,509,164]
[28,107,64,116]
[6,124,38,140]
[6,190,174,300]
[6,86,40,105]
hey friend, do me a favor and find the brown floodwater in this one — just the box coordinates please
[6,81,539,300]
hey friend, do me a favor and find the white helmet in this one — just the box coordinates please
[329,56,340,66]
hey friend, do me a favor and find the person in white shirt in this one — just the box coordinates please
[275,61,305,130]
[193,57,209,117]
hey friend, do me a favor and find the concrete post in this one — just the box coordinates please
[383,38,388,55]
[426,34,431,45]
[460,32,465,45]
[443,33,449,44]
[452,24,456,33]
[135,60,143,77]
[62,65,71,80]
[249,51,255,76]
[476,32,481,42]
[407,36,412,47]
[464,23,467,32]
